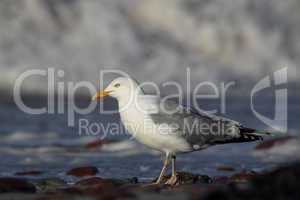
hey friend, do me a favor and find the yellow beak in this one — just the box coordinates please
[92,90,111,100]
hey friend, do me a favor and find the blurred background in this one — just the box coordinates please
[0,0,299,180]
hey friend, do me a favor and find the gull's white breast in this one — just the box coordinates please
[119,95,192,153]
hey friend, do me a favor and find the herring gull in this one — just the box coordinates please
[92,77,270,185]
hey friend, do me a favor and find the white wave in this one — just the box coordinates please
[1,131,59,143]
[0,0,299,94]
[101,140,159,156]
[0,131,102,147]
[253,136,300,163]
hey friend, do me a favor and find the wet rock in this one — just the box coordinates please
[199,187,236,200]
[15,171,44,176]
[33,177,67,192]
[153,171,212,186]
[178,163,300,199]
[0,177,36,193]
[230,170,258,183]
[0,194,43,200]
[216,165,235,172]
[190,173,212,184]
[126,177,139,184]
[2,164,300,199]
[75,176,138,189]
[1,163,299,199]
[213,170,255,185]
[66,166,99,177]
[209,163,300,200]
[106,177,139,185]
[213,176,231,184]
[60,177,136,199]
[58,187,83,195]
[137,190,189,200]
[75,177,104,186]
[74,177,119,190]
[248,162,300,199]
[131,183,165,193]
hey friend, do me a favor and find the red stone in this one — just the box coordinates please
[66,166,99,177]
[216,165,235,172]
[85,139,114,149]
[59,177,135,199]
[15,171,43,176]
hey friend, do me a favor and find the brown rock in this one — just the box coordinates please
[75,177,103,185]
[216,165,235,172]
[59,187,83,195]
[152,171,212,186]
[59,177,135,199]
[230,170,258,183]
[213,176,231,184]
[0,177,36,193]
[15,171,43,176]
[34,177,67,192]
[66,166,99,177]
[132,183,164,193]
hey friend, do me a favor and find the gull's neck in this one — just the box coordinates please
[117,86,145,111]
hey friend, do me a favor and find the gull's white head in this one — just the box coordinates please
[92,77,143,101]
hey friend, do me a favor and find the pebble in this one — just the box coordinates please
[66,166,99,177]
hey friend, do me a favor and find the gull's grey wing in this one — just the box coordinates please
[149,99,263,149]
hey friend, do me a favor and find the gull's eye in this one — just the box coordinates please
[114,83,120,88]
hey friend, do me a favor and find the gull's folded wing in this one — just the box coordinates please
[149,99,267,149]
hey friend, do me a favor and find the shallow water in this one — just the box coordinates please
[0,96,297,181]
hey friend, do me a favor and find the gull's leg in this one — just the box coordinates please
[171,155,176,177]
[154,153,171,184]
[165,155,178,185]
